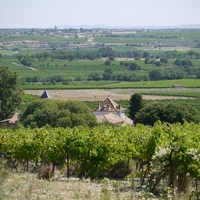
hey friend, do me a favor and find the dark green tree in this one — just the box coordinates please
[0,66,23,120]
[88,72,102,81]
[149,69,164,80]
[102,68,114,80]
[98,46,115,57]
[129,62,140,71]
[133,50,142,59]
[129,93,144,121]
[21,59,32,67]
[142,51,150,58]
[21,99,97,128]
[104,60,111,65]
[134,102,199,125]
[154,61,162,66]
[160,57,168,64]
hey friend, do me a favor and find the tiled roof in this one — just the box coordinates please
[41,90,52,99]
[94,97,125,112]
[0,112,19,124]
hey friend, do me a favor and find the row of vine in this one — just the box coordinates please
[0,122,199,196]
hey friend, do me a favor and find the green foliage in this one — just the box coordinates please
[21,58,32,67]
[149,68,185,80]
[134,102,199,125]
[21,99,97,128]
[160,57,168,64]
[104,60,111,65]
[0,66,23,120]
[128,62,141,71]
[0,122,199,196]
[129,93,144,120]
[103,68,114,80]
[98,46,115,57]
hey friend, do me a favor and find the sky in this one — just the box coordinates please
[1,0,200,28]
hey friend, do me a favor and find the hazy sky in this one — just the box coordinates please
[1,0,200,28]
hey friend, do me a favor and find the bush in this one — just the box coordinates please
[135,102,199,125]
[21,99,97,128]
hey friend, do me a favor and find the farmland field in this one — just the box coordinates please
[25,88,197,101]
[1,28,200,90]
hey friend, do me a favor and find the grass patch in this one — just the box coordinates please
[0,171,144,200]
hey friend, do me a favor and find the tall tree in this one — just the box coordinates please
[0,66,23,120]
[129,93,143,121]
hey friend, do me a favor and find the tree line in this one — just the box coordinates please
[17,48,200,64]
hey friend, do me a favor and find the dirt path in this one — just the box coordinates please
[25,89,192,101]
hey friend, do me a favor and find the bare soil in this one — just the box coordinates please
[25,89,191,101]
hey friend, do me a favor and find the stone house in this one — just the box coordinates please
[93,97,133,126]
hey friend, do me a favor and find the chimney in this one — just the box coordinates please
[118,104,121,116]
[98,101,101,110]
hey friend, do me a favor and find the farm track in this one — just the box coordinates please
[25,89,194,101]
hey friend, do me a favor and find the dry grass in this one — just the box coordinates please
[25,89,190,101]
[0,171,143,200]
[0,161,193,200]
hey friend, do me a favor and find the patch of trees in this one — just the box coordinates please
[128,93,200,126]
[102,68,115,80]
[50,50,102,61]
[120,61,141,71]
[114,50,144,59]
[173,59,198,76]
[16,48,153,64]
[98,46,115,57]
[146,57,198,80]
[174,59,193,67]
[21,99,97,128]
[149,68,185,80]
[144,57,168,66]
[104,59,111,65]
[24,75,72,85]
[20,58,33,67]
[149,50,200,60]
[87,68,149,82]
[134,102,199,125]
[17,48,200,65]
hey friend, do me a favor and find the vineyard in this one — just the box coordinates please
[0,122,199,199]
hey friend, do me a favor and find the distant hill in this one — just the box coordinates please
[59,24,200,29]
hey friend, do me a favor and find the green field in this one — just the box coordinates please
[1,28,200,92]
[19,79,200,90]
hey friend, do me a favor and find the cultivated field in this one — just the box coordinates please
[25,89,193,101]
